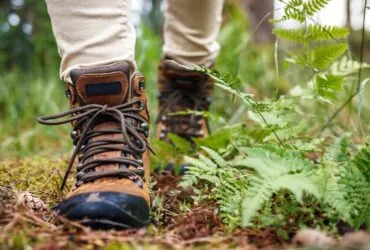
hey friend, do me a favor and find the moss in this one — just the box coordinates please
[0,156,70,205]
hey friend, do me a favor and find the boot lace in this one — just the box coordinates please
[38,100,152,190]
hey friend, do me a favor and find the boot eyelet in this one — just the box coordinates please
[130,176,143,189]
[139,80,145,90]
[65,89,72,99]
[75,180,84,187]
[77,163,83,170]
[138,101,145,110]
[140,122,149,130]
[76,171,84,179]
[135,179,143,188]
[71,130,78,139]
[136,159,143,165]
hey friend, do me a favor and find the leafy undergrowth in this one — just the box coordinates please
[0,157,281,250]
[1,157,370,250]
[0,160,370,249]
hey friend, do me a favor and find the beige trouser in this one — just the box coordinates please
[45,0,224,83]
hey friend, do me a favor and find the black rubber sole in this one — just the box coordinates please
[55,192,150,230]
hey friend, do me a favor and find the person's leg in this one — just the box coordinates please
[45,0,136,83]
[40,0,151,229]
[163,0,224,66]
[157,0,224,144]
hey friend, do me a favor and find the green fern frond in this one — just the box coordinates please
[311,43,348,70]
[315,74,344,101]
[181,148,247,225]
[273,25,348,44]
[201,146,227,167]
[236,146,323,226]
[187,64,242,90]
[277,0,330,22]
[287,44,348,69]
[167,133,192,152]
[324,163,370,227]
[353,146,370,182]
[326,135,351,162]
[330,56,370,76]
[303,0,331,16]
[279,0,306,22]
[273,28,306,43]
[306,25,349,41]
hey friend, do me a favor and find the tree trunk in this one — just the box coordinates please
[244,0,275,44]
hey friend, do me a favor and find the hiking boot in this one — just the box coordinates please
[38,62,152,229]
[157,59,213,142]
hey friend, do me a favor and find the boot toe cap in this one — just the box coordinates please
[56,192,150,229]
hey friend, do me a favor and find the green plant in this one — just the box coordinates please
[178,0,370,234]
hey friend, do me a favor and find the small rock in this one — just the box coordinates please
[341,231,370,250]
[16,192,48,212]
[293,229,336,248]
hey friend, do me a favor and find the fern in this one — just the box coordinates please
[182,144,326,227]
[273,28,306,43]
[273,25,348,44]
[275,0,350,104]
[233,146,323,226]
[353,146,370,182]
[180,146,247,226]
[278,0,305,22]
[306,25,349,41]
[290,43,347,70]
[315,74,344,101]
[303,0,331,16]
[311,43,348,70]
[330,56,370,76]
[277,0,330,22]
[320,144,370,228]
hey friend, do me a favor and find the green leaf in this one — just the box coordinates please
[201,146,227,167]
[315,74,344,101]
[273,28,306,43]
[167,133,192,152]
[303,0,331,16]
[236,146,324,226]
[312,43,348,70]
[273,25,348,44]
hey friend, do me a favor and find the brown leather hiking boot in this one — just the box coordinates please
[157,60,213,142]
[38,62,152,229]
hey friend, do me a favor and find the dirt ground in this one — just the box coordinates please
[1,159,370,250]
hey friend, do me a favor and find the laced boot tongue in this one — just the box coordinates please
[70,62,131,106]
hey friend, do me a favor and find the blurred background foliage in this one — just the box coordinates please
[0,0,369,158]
[0,0,262,157]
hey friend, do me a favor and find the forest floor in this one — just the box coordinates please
[1,157,370,250]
